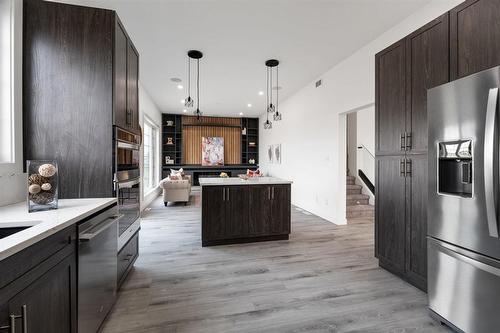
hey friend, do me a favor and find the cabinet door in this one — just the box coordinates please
[406,14,449,154]
[450,0,500,80]
[375,156,406,274]
[127,42,139,133]
[202,186,227,241]
[248,185,272,236]
[405,155,428,291]
[226,186,249,238]
[114,20,128,130]
[376,39,406,155]
[270,185,291,235]
[8,254,76,333]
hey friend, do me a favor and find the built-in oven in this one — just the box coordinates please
[114,127,141,249]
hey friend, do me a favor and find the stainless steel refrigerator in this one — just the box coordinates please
[428,66,500,333]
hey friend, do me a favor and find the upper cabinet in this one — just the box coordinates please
[405,14,449,154]
[375,40,406,156]
[450,0,500,80]
[376,14,449,157]
[114,18,140,134]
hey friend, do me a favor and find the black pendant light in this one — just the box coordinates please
[187,50,203,120]
[264,59,280,129]
[184,54,194,108]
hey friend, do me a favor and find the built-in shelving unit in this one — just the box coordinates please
[241,118,259,165]
[162,114,182,166]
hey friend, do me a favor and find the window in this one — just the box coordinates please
[0,0,13,163]
[143,117,159,194]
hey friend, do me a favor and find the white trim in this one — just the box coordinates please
[0,0,14,164]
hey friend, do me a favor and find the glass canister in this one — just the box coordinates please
[27,160,58,212]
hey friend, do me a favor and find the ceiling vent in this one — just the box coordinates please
[315,79,322,88]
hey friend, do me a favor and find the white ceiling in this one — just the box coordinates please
[54,0,431,117]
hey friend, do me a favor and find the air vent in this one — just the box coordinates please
[315,79,322,88]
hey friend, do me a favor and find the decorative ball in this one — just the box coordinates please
[41,183,52,191]
[29,192,54,205]
[28,184,41,194]
[29,174,49,186]
[38,163,56,177]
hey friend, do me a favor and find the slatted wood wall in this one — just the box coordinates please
[182,116,242,165]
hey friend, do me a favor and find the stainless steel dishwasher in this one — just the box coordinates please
[78,206,121,333]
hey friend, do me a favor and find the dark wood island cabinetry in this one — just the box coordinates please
[200,178,291,246]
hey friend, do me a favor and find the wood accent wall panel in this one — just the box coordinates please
[182,116,242,165]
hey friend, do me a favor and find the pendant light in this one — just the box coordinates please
[263,59,280,129]
[273,62,282,121]
[184,54,194,108]
[186,50,203,121]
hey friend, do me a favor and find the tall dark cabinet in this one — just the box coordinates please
[375,14,449,291]
[23,0,140,199]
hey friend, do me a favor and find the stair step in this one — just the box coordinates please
[346,204,374,218]
[347,198,369,206]
[346,176,356,185]
[346,184,362,195]
[347,193,369,200]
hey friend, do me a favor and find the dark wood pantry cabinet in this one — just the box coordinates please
[376,0,500,291]
[375,14,449,291]
[23,0,140,199]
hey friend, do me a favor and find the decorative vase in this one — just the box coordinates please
[27,160,58,212]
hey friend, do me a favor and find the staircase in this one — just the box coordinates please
[346,175,374,219]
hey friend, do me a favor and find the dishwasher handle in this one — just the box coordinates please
[79,215,123,242]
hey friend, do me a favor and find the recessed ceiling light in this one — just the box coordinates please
[181,99,185,104]
[183,109,187,113]
[239,112,243,116]
[247,103,252,108]
[170,77,182,83]
[177,85,183,90]
[258,91,264,96]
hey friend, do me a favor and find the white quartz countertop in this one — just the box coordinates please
[199,177,292,186]
[0,198,116,261]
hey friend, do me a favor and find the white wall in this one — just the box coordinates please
[139,82,163,211]
[259,0,463,224]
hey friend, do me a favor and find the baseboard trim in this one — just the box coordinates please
[202,234,289,247]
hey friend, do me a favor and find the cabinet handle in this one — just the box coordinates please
[272,187,275,200]
[222,188,225,201]
[406,132,412,150]
[406,159,412,177]
[400,132,406,151]
[400,159,405,177]
[3,305,28,333]
[226,188,230,201]
[268,187,271,200]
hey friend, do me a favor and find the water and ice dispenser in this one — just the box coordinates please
[438,140,473,198]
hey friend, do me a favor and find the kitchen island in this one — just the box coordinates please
[199,177,292,246]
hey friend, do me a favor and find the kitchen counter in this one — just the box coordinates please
[199,176,293,186]
[0,198,116,261]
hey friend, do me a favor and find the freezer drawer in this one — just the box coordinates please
[428,237,500,333]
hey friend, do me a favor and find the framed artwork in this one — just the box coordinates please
[274,144,281,164]
[267,145,274,163]
[202,137,224,166]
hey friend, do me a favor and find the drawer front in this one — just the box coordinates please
[428,238,500,333]
[117,232,138,284]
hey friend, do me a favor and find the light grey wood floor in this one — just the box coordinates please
[101,189,449,333]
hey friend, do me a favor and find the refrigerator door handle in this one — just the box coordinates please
[484,87,499,238]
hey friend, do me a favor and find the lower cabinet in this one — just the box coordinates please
[117,231,139,288]
[375,154,428,291]
[202,184,291,246]
[0,226,77,333]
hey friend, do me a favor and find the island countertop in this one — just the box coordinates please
[0,198,117,261]
[199,176,292,186]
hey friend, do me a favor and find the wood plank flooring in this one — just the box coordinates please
[101,189,449,333]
